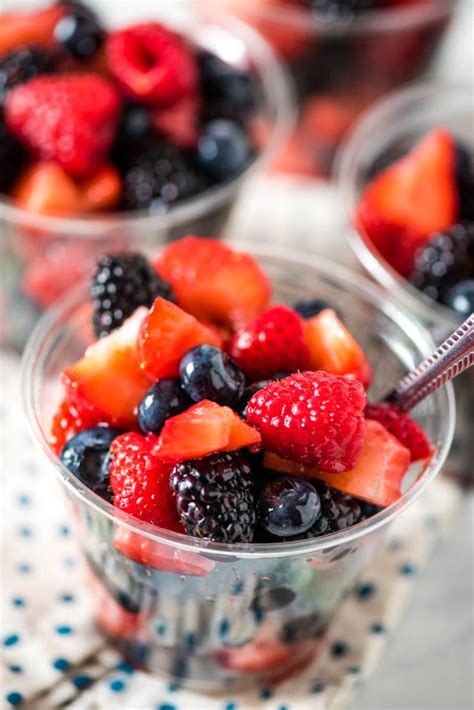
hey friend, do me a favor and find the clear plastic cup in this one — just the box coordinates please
[216,0,457,176]
[22,242,454,691]
[336,81,472,476]
[0,6,292,350]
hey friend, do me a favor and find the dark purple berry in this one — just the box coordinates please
[198,50,258,121]
[91,253,175,338]
[180,345,246,407]
[170,451,256,543]
[0,46,56,105]
[259,477,321,538]
[456,141,474,221]
[138,378,191,435]
[293,297,343,321]
[54,2,104,59]
[197,119,252,182]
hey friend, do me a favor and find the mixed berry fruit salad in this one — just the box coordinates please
[222,0,455,175]
[0,2,288,350]
[27,237,444,688]
[0,1,264,216]
[356,129,474,318]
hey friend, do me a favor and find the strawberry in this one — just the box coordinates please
[228,305,310,381]
[88,572,148,641]
[152,95,200,149]
[110,432,181,529]
[80,163,122,212]
[217,636,304,673]
[138,297,222,380]
[63,307,151,427]
[153,237,271,330]
[12,163,82,216]
[113,528,216,576]
[264,419,411,507]
[0,5,65,56]
[365,402,433,462]
[50,394,107,456]
[356,129,459,276]
[5,74,121,178]
[304,308,372,388]
[106,23,197,106]
[247,371,366,472]
[154,400,261,463]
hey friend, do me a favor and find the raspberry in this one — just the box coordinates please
[408,223,474,305]
[365,402,433,462]
[106,23,198,106]
[0,46,56,105]
[246,371,366,472]
[110,432,181,530]
[50,394,108,455]
[91,253,175,338]
[116,135,208,211]
[228,306,310,382]
[5,74,121,177]
[170,451,256,542]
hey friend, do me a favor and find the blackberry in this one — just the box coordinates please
[0,112,26,192]
[456,142,474,221]
[0,46,56,105]
[308,0,380,16]
[170,452,257,543]
[116,136,209,211]
[91,253,175,338]
[408,223,474,305]
[287,481,362,539]
[359,501,383,519]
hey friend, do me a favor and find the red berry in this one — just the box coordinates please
[106,23,198,106]
[110,432,181,530]
[228,305,310,382]
[304,308,372,388]
[155,399,261,463]
[50,395,107,455]
[138,297,222,380]
[152,95,200,149]
[246,371,366,472]
[5,74,121,178]
[153,237,271,330]
[356,129,459,276]
[365,402,433,462]
[264,419,411,507]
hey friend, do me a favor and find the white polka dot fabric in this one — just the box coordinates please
[0,352,461,709]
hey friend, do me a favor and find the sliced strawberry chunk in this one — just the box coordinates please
[356,128,459,276]
[12,162,82,216]
[304,308,372,388]
[153,237,271,330]
[63,307,151,427]
[80,163,122,212]
[217,637,295,673]
[264,419,411,507]
[0,5,65,56]
[88,572,148,641]
[138,297,222,380]
[22,242,91,309]
[152,95,200,149]
[50,394,108,455]
[365,403,433,462]
[155,400,261,463]
[114,528,215,576]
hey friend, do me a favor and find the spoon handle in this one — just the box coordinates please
[386,314,474,412]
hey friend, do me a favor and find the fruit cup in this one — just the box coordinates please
[23,243,454,691]
[215,0,457,176]
[0,4,292,350]
[336,81,472,478]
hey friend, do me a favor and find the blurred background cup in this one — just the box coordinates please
[23,244,454,691]
[214,0,458,177]
[336,81,473,478]
[0,3,292,351]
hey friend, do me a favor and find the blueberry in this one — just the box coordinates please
[115,103,152,145]
[60,426,122,499]
[443,279,474,317]
[293,298,342,320]
[197,119,252,181]
[180,345,246,407]
[259,477,321,538]
[198,50,257,119]
[54,6,104,60]
[138,379,191,435]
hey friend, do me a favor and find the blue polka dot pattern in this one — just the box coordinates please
[115,662,134,675]
[59,525,70,536]
[52,658,70,672]
[157,704,176,710]
[400,563,417,576]
[17,563,31,574]
[331,641,349,658]
[17,495,30,506]
[8,665,22,674]
[370,622,386,634]
[3,634,20,647]
[355,582,376,599]
[18,527,32,538]
[12,598,25,608]
[55,625,73,635]
[60,593,75,603]
[218,619,229,638]
[312,682,325,693]
[72,675,92,690]
[110,679,126,693]
[346,666,361,675]
[260,687,272,699]
[224,704,237,710]
[6,691,23,706]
